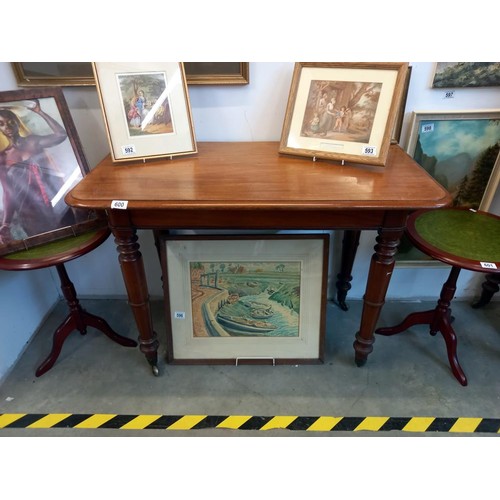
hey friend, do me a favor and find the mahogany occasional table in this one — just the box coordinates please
[65,142,451,375]
[0,227,137,376]
[376,208,500,386]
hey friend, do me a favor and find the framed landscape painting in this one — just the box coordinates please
[431,63,500,88]
[160,234,329,365]
[279,62,408,166]
[397,109,500,266]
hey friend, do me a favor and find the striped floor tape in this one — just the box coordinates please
[1,414,499,433]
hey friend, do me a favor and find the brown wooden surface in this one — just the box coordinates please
[67,142,449,211]
[65,141,452,374]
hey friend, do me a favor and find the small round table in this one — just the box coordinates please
[0,228,137,377]
[375,207,500,386]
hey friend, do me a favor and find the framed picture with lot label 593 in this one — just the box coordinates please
[160,234,329,365]
[92,62,197,162]
[279,62,409,167]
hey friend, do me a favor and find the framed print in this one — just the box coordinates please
[11,62,95,87]
[183,62,249,85]
[0,87,103,256]
[160,234,329,365]
[431,62,500,88]
[92,62,197,162]
[279,62,409,167]
[397,109,500,266]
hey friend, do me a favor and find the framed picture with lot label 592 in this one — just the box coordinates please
[396,109,500,266]
[92,62,197,162]
[0,87,103,256]
[160,234,329,365]
[279,62,409,167]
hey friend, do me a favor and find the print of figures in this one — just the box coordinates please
[301,79,382,143]
[118,72,173,137]
[0,98,83,247]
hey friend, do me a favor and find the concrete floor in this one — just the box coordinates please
[1,297,499,496]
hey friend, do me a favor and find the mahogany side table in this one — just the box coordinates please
[376,208,500,386]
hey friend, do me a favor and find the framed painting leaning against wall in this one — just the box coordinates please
[396,109,500,266]
[0,87,103,256]
[160,234,329,365]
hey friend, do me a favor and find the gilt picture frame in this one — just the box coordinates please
[160,234,329,365]
[92,62,197,162]
[12,62,249,87]
[279,62,409,166]
[11,62,95,87]
[0,87,103,256]
[396,109,500,266]
[183,62,249,85]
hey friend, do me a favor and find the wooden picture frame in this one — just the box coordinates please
[431,62,500,88]
[92,62,197,162]
[391,65,412,144]
[160,234,329,365]
[12,62,249,87]
[183,62,249,85]
[0,87,103,256]
[279,62,409,167]
[396,109,500,266]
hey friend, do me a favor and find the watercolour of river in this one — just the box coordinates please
[190,261,301,338]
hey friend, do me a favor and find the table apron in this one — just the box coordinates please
[106,208,411,231]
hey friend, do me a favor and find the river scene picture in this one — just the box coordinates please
[189,260,302,338]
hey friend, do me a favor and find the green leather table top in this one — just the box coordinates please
[413,209,500,264]
[4,231,101,261]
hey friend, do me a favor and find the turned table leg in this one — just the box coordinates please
[336,230,361,311]
[112,225,160,376]
[353,223,403,366]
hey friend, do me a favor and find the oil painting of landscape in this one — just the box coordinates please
[397,111,500,264]
[432,63,500,88]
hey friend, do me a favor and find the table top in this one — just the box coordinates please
[408,208,500,272]
[66,142,451,212]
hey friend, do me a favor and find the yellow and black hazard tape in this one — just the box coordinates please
[1,413,500,433]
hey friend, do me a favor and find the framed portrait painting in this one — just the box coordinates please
[160,234,329,365]
[396,109,500,266]
[92,62,197,162]
[0,87,103,256]
[279,62,409,167]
